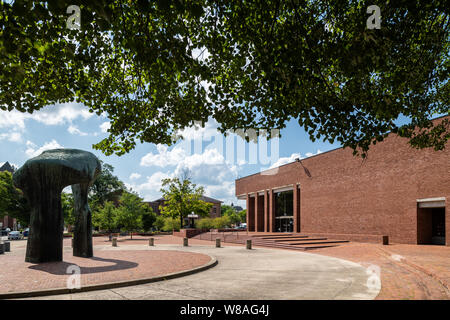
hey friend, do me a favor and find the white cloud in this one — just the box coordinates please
[25,139,64,158]
[0,103,93,131]
[0,131,22,143]
[126,171,172,201]
[306,149,322,157]
[68,125,88,136]
[140,144,187,167]
[129,173,142,180]
[269,153,302,169]
[269,150,323,169]
[99,121,111,133]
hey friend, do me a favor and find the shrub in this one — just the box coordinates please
[195,217,214,230]
[212,216,231,229]
[154,215,165,230]
[162,217,180,232]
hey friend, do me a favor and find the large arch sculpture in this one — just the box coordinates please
[13,149,101,263]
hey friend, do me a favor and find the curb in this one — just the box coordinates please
[0,256,218,300]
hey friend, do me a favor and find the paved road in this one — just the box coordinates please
[23,244,380,300]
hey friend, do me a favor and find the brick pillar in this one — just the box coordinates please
[256,193,265,232]
[269,189,275,232]
[255,193,259,232]
[293,185,300,233]
[246,194,255,232]
[446,197,449,246]
[264,190,269,232]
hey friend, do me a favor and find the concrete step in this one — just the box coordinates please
[273,237,327,242]
[222,238,345,251]
[288,239,349,245]
[250,234,294,238]
[295,244,341,250]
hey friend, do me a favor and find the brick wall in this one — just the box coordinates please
[236,118,450,245]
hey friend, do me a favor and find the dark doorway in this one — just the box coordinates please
[432,208,445,245]
[417,206,446,245]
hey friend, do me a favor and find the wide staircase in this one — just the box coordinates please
[194,232,349,251]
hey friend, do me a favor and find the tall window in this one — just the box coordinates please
[275,190,293,217]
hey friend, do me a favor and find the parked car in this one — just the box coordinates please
[8,231,23,240]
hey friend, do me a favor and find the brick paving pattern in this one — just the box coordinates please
[2,235,450,299]
[0,237,211,295]
[309,242,450,300]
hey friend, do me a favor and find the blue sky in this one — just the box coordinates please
[0,102,342,207]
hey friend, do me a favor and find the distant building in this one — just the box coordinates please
[0,162,17,230]
[230,203,244,212]
[145,195,223,227]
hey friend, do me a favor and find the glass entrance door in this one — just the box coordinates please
[275,217,293,232]
[274,190,293,232]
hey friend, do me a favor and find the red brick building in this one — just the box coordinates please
[235,118,450,246]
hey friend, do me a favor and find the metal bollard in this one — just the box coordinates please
[216,238,221,248]
[246,239,252,250]
[4,241,10,252]
[183,237,188,247]
[0,242,4,254]
[149,238,154,246]
[112,237,118,247]
[382,235,389,245]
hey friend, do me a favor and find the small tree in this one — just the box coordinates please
[160,170,210,230]
[142,206,157,232]
[162,217,180,232]
[221,205,242,226]
[61,192,75,232]
[154,215,165,231]
[92,201,118,239]
[114,192,145,239]
[0,171,30,227]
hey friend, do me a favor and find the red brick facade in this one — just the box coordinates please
[236,120,450,245]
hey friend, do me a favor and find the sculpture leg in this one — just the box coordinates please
[72,183,93,258]
[25,187,64,263]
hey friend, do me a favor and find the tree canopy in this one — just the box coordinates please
[1,1,448,156]
[160,172,212,229]
[114,191,146,238]
[0,170,29,226]
[89,160,126,208]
